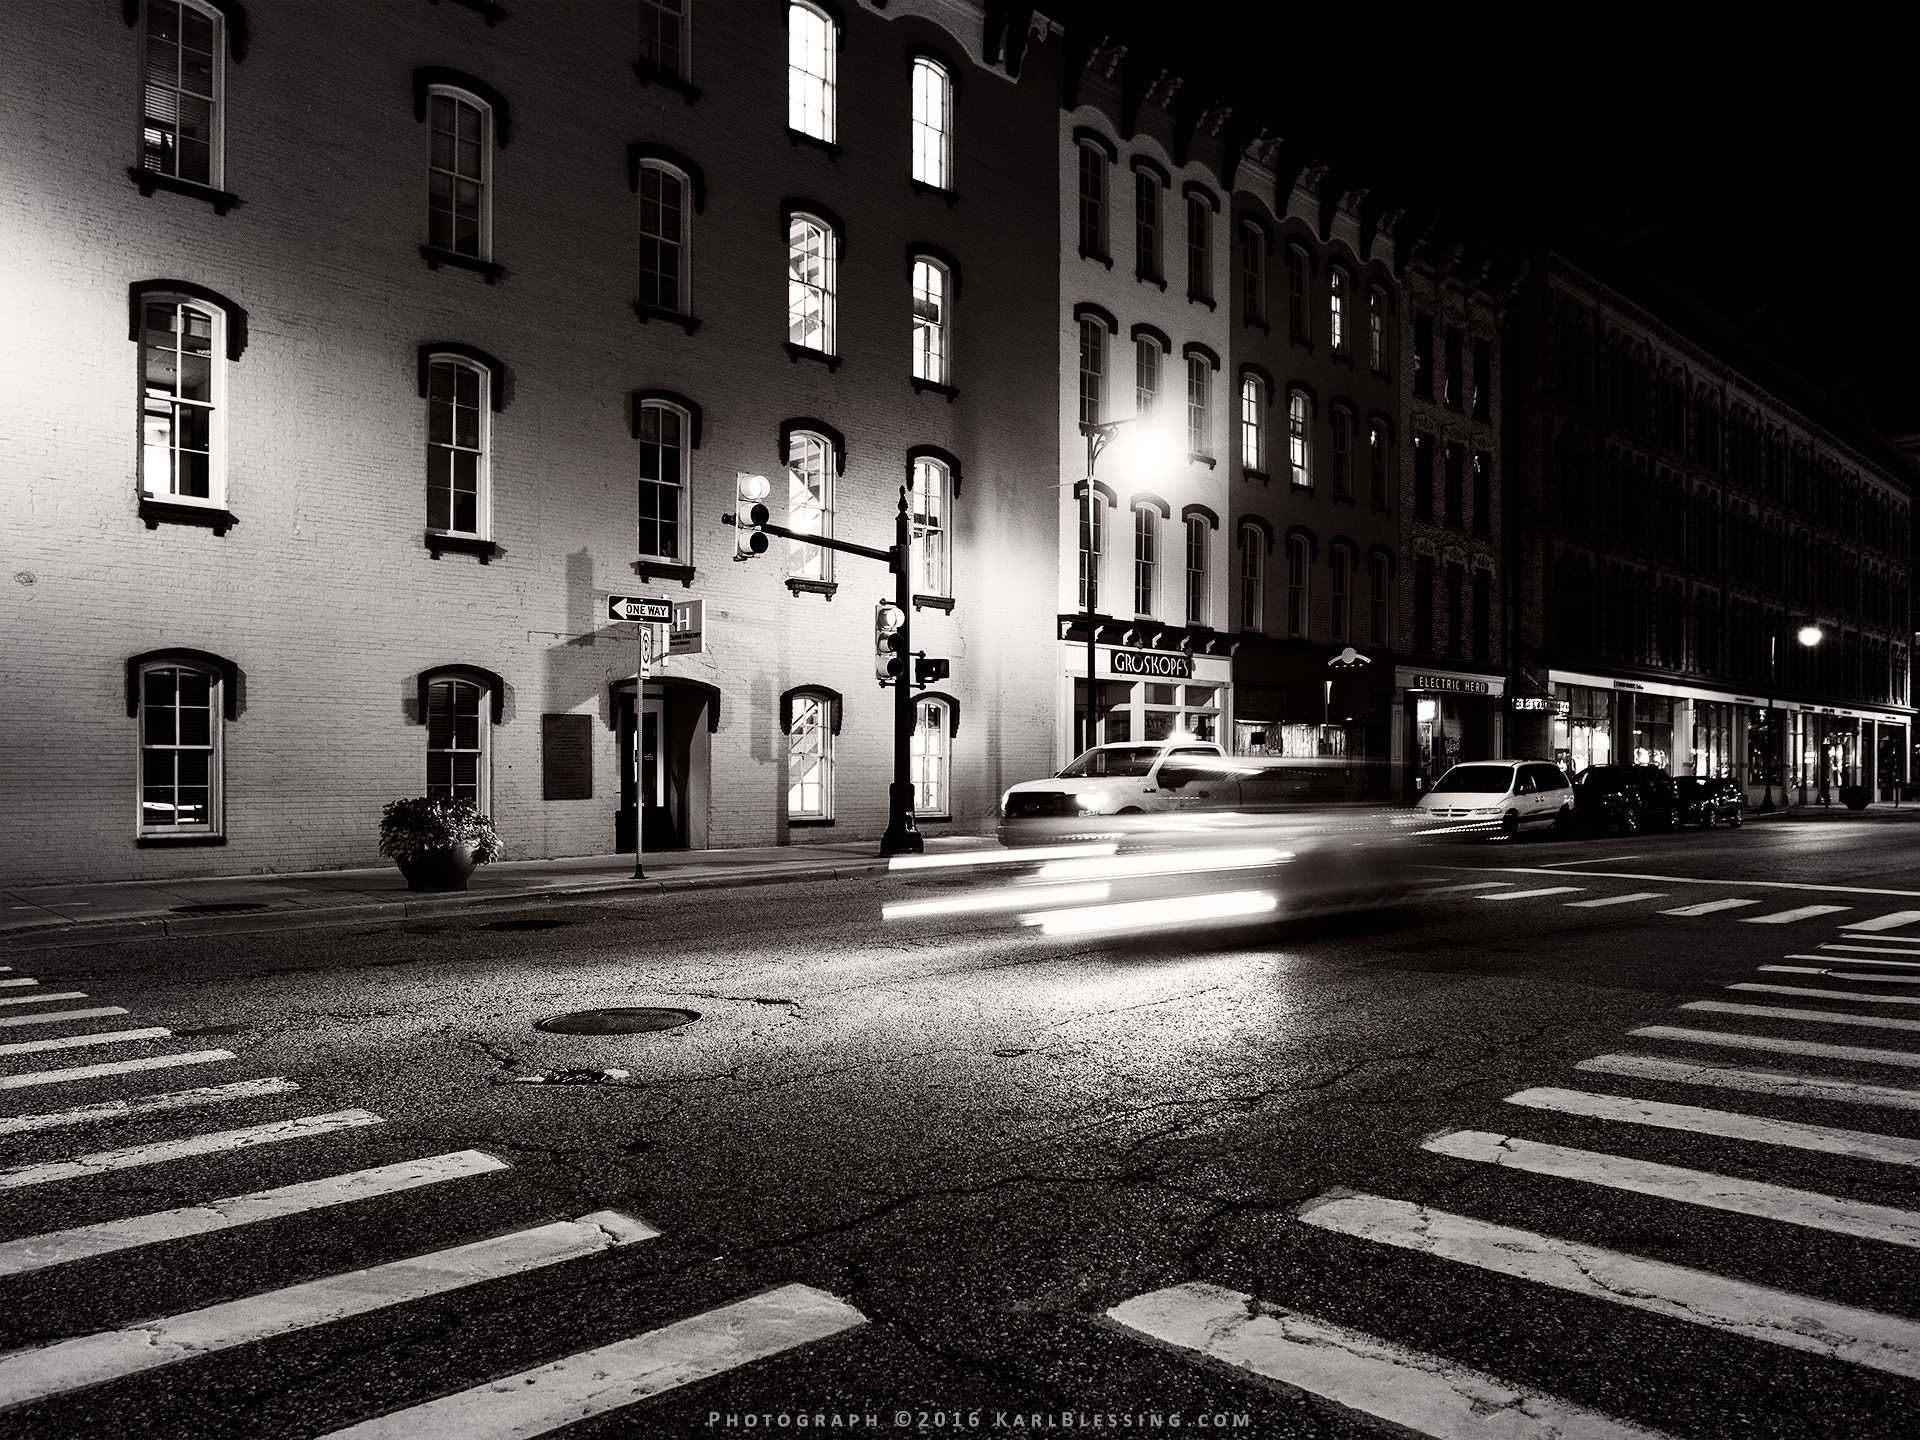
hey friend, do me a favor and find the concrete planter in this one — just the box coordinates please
[396,843,479,892]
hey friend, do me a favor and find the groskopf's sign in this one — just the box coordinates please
[1111,650,1192,679]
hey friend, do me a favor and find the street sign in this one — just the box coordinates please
[608,594,672,623]
[668,598,705,656]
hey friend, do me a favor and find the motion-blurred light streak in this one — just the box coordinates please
[882,884,1111,920]
[1035,849,1290,882]
[1021,890,1278,937]
[889,844,1117,872]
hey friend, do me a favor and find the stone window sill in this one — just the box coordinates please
[136,833,227,848]
[141,498,237,535]
[425,531,501,563]
[632,59,700,102]
[911,377,958,402]
[1187,292,1216,311]
[786,578,839,599]
[1136,271,1168,292]
[633,559,696,587]
[633,300,701,333]
[1188,452,1217,469]
[785,343,843,372]
[1334,492,1357,506]
[913,594,956,613]
[1291,333,1314,353]
[910,178,958,207]
[788,817,836,828]
[1243,468,1269,485]
[1079,247,1113,270]
[128,167,240,214]
[420,245,503,283]
[787,128,840,159]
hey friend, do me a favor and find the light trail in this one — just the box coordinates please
[1021,889,1277,937]
[887,843,1116,871]
[882,883,1110,920]
[1035,848,1290,881]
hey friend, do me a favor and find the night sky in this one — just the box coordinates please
[1068,6,1918,438]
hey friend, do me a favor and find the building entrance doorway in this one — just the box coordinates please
[614,678,716,852]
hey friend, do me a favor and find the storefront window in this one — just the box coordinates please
[1552,685,1612,775]
[1631,694,1674,770]
[1080,677,1222,752]
[1236,721,1348,758]
[1745,707,1774,787]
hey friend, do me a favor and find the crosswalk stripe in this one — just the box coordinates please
[1759,966,1920,984]
[0,1150,507,1278]
[1103,1281,1668,1440]
[1565,892,1666,908]
[319,1282,866,1439]
[1659,898,1758,917]
[0,1049,232,1091]
[0,979,40,989]
[1629,1025,1920,1069]
[1818,944,1920,959]
[0,1109,384,1190]
[1432,881,1518,892]
[0,1209,659,1410]
[1504,1086,1920,1166]
[1479,887,1585,901]
[0,993,87,1009]
[1731,982,1920,1006]
[0,1007,128,1030]
[1792,953,1920,970]
[0,1078,300,1138]
[1744,904,1853,925]
[1298,1191,1920,1380]
[1844,910,1920,933]
[1423,1132,1920,1248]
[0,1027,170,1058]
[1681,1000,1920,1034]
[1576,1053,1920,1111]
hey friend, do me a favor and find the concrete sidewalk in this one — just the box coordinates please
[1750,799,1920,821]
[0,832,999,947]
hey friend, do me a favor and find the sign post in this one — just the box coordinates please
[608,595,672,878]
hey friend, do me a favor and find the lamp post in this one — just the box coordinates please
[1762,623,1823,813]
[1074,417,1174,755]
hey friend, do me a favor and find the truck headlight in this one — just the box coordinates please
[1075,795,1101,814]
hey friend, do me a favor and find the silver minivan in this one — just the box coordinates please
[1415,760,1573,837]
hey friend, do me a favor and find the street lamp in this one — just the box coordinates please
[1761,623,1823,813]
[1074,417,1174,755]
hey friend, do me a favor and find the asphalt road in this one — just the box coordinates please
[3,816,1919,1438]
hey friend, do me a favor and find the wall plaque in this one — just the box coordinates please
[541,713,593,800]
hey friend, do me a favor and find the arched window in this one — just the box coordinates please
[1369,283,1388,374]
[910,56,951,189]
[135,654,226,837]
[1133,503,1159,616]
[912,696,952,817]
[1288,389,1312,488]
[1241,221,1265,325]
[637,161,689,315]
[1186,354,1210,455]
[427,85,491,259]
[911,454,951,597]
[140,0,224,188]
[788,212,836,354]
[1369,553,1389,646]
[425,355,489,537]
[786,430,833,581]
[1185,513,1208,626]
[1134,166,1160,283]
[1079,490,1106,612]
[1328,266,1349,355]
[1330,545,1351,643]
[788,2,837,143]
[1079,316,1105,426]
[1077,140,1108,258]
[912,257,949,384]
[1331,405,1352,497]
[1287,244,1310,343]
[1186,196,1210,302]
[140,295,226,507]
[1286,533,1309,637]
[1135,334,1161,416]
[637,398,689,562]
[1238,523,1263,631]
[1369,419,1389,507]
[787,692,833,819]
[427,676,490,808]
[1240,372,1264,473]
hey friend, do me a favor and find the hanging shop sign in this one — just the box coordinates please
[1510,697,1570,716]
[1111,649,1193,679]
[1407,672,1497,696]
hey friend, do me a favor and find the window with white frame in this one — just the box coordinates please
[788,695,832,818]
[1134,504,1158,616]
[1286,534,1308,637]
[1135,336,1160,416]
[1134,168,1159,282]
[1369,553,1389,645]
[1331,406,1351,497]
[1369,420,1388,507]
[1288,389,1312,487]
[1240,372,1264,472]
[910,455,950,596]
[1330,546,1350,643]
[1077,143,1106,257]
[1238,525,1262,630]
[1369,284,1387,373]
[1329,267,1349,354]
[638,0,686,82]
[428,88,490,258]
[1287,245,1309,343]
[787,432,833,580]
[788,2,837,143]
[426,678,487,808]
[1078,317,1105,427]
[1241,222,1264,324]
[911,257,948,384]
[1185,515,1208,626]
[141,0,222,187]
[1186,197,1210,301]
[637,162,688,314]
[910,56,951,188]
[140,297,223,505]
[426,357,488,536]
[1078,491,1104,611]
[912,698,950,816]
[788,213,835,353]
[1187,355,1209,455]
[636,399,687,562]
[138,661,221,836]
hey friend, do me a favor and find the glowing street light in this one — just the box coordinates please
[1761,623,1828,813]
[1076,416,1175,754]
[1798,625,1824,648]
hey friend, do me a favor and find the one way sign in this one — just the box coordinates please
[607,594,673,623]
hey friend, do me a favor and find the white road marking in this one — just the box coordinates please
[1680,1000,1920,1034]
[1104,1281,1667,1440]
[0,979,41,988]
[1659,898,1759,917]
[1629,1025,1920,1069]
[1505,1086,1920,1165]
[1577,1053,1920,1111]
[0,1210,659,1409]
[0,1049,232,1091]
[1438,868,1920,898]
[1298,1191,1920,1379]
[0,1007,128,1030]
[319,1283,866,1439]
[0,1027,170,1058]
[1428,880,1517,893]
[1794,953,1920,970]
[1844,911,1920,933]
[1479,886,1585,901]
[1565,892,1666,908]
[1744,905,1852,925]
[1757,965,1827,974]
[0,1151,506,1278]
[0,992,87,1009]
[1424,1131,1920,1248]
[1762,966,1920,984]
[0,1078,300,1137]
[1814,946,1920,963]
[1730,982,1920,1006]
[0,1109,384,1190]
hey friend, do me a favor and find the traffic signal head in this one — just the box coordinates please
[734,472,771,558]
[914,656,950,686]
[875,601,906,682]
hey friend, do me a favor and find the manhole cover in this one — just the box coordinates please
[479,918,572,932]
[171,903,271,916]
[534,1007,699,1035]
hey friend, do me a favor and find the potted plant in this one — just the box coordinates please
[1838,784,1870,811]
[378,797,503,892]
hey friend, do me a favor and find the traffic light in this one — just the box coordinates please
[874,601,906,683]
[733,472,771,559]
[913,656,950,686]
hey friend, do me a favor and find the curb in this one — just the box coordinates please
[0,857,894,950]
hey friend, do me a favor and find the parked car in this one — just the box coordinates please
[1676,775,1745,828]
[1413,760,1574,839]
[1569,764,1680,834]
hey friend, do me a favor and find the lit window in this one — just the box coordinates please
[1369,554,1388,645]
[788,2,837,143]
[1135,336,1160,416]
[1331,547,1350,643]
[428,89,490,258]
[1286,534,1308,637]
[1185,515,1208,626]
[1241,223,1264,324]
[1238,525,1263,631]
[788,214,835,353]
[911,57,951,188]
[1186,356,1209,455]
[912,258,948,384]
[1331,407,1351,497]
[912,698,951,816]
[427,679,487,808]
[138,661,221,836]
[1079,492,1105,612]
[638,0,686,82]
[1369,285,1387,373]
[1240,373,1264,472]
[787,433,833,581]
[636,400,687,562]
[141,0,222,187]
[426,357,488,537]
[1288,390,1311,487]
[140,298,223,506]
[1186,197,1210,301]
[911,455,950,596]
[1078,144,1106,257]
[637,163,688,314]
[1369,420,1388,508]
[1287,246,1309,344]
[1134,505,1159,616]
[1078,317,1104,427]
[1134,169,1159,282]
[787,696,832,819]
[1329,268,1348,354]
